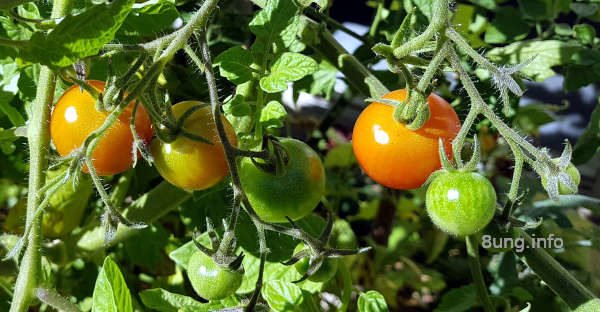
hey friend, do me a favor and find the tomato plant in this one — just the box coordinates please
[426,170,497,236]
[50,80,153,176]
[352,89,461,190]
[150,101,237,191]
[1,0,599,312]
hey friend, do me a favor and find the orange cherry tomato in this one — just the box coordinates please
[50,80,153,176]
[150,101,237,191]
[352,89,461,190]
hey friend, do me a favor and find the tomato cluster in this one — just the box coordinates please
[50,80,154,176]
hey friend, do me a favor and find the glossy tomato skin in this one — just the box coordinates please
[150,101,237,191]
[293,243,338,283]
[50,80,153,176]
[426,171,496,236]
[187,251,243,300]
[239,138,325,223]
[352,89,461,190]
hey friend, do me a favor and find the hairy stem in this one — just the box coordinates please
[466,235,494,312]
[10,0,70,310]
[393,0,449,59]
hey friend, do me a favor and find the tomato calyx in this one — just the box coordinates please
[249,135,290,176]
[535,142,580,200]
[192,219,244,272]
[282,213,371,283]
[153,102,215,145]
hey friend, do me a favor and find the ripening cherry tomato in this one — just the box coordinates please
[352,89,461,190]
[150,101,237,191]
[426,171,497,236]
[239,138,325,223]
[541,158,581,195]
[187,251,243,300]
[293,243,338,283]
[50,80,153,176]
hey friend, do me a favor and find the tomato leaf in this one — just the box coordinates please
[259,100,287,128]
[118,1,179,38]
[21,0,135,68]
[357,290,389,312]
[139,288,205,312]
[214,46,255,84]
[259,52,318,93]
[486,40,582,81]
[263,280,304,311]
[92,257,133,312]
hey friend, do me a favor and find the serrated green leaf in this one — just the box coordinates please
[224,94,252,117]
[486,40,582,81]
[0,99,25,127]
[21,0,134,68]
[214,46,255,84]
[263,280,304,311]
[260,52,318,93]
[570,3,599,17]
[92,257,133,312]
[250,0,300,59]
[358,290,389,312]
[119,1,179,37]
[139,288,204,312]
[259,100,287,128]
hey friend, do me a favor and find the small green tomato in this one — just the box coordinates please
[187,251,243,300]
[426,171,497,236]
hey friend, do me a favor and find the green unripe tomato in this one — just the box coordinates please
[541,158,580,195]
[239,138,326,223]
[293,243,338,283]
[426,171,497,236]
[187,251,243,300]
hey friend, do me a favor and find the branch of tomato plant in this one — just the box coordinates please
[444,40,598,309]
[198,24,371,309]
[9,0,71,310]
[392,0,449,59]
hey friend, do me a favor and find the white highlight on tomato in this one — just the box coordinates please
[447,189,460,201]
[373,124,389,144]
[65,106,78,123]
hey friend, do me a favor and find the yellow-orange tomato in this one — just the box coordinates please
[150,101,237,191]
[352,89,460,190]
[50,80,153,176]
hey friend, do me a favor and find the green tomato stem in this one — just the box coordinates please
[466,235,495,312]
[392,0,449,59]
[514,228,597,309]
[9,0,71,309]
[76,182,191,251]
